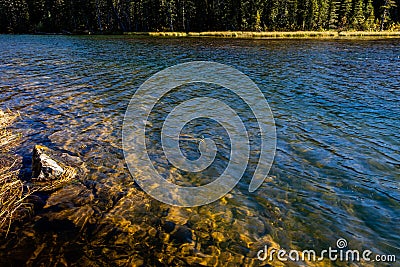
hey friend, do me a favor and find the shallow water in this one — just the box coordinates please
[0,35,399,266]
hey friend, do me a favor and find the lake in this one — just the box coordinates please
[0,35,399,266]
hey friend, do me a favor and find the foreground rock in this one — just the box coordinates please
[30,145,85,192]
[22,145,95,241]
[32,145,64,180]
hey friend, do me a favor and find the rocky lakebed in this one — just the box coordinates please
[1,144,294,267]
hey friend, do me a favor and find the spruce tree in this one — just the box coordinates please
[338,0,352,29]
[380,0,397,30]
[364,0,375,30]
[352,0,365,30]
[327,0,340,29]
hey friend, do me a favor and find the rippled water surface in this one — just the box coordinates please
[0,35,399,266]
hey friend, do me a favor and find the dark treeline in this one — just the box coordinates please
[0,0,399,33]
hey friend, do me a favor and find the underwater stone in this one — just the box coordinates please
[32,145,64,180]
[30,145,83,191]
[171,225,193,244]
[44,184,94,209]
[162,220,176,233]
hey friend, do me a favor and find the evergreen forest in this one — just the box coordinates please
[0,0,399,33]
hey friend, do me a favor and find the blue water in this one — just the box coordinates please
[0,35,399,266]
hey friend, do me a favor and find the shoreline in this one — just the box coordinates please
[123,30,400,39]
[2,30,400,39]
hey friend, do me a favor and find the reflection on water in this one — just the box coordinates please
[0,35,399,266]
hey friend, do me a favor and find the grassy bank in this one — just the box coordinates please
[124,30,400,39]
[0,110,31,235]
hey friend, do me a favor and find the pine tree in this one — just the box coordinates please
[352,0,365,30]
[327,0,340,29]
[308,0,318,29]
[380,0,397,30]
[364,0,375,30]
[255,9,262,31]
[315,0,330,30]
[265,0,279,30]
[166,0,176,31]
[0,0,30,33]
[287,0,298,30]
[338,0,352,29]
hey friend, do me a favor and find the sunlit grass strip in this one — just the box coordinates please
[125,31,339,38]
[0,109,32,236]
[124,30,400,39]
[338,31,400,36]
[196,31,338,38]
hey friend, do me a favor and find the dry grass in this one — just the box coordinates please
[124,31,339,38]
[0,109,31,236]
[0,109,19,128]
[0,163,32,235]
[124,30,400,39]
[0,110,76,235]
[338,31,400,37]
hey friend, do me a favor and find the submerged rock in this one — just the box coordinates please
[32,145,64,180]
[171,225,193,244]
[24,146,94,236]
[44,184,94,209]
[162,220,176,233]
[30,145,84,191]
